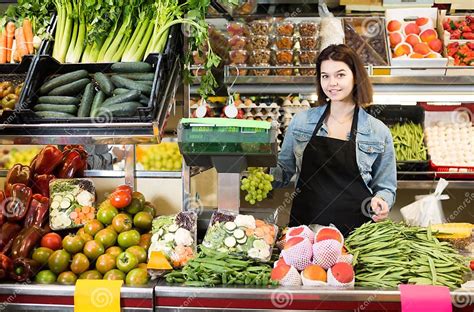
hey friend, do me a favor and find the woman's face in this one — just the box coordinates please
[320,59,355,103]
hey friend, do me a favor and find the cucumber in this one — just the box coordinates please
[35,111,76,118]
[48,78,90,96]
[224,222,237,232]
[137,80,153,86]
[38,96,80,105]
[233,229,245,240]
[39,69,89,95]
[94,72,114,96]
[237,236,247,245]
[60,199,71,209]
[33,104,78,114]
[111,76,152,95]
[77,83,95,117]
[224,236,237,248]
[140,95,149,106]
[97,102,140,117]
[90,90,106,118]
[119,72,154,80]
[111,62,152,73]
[112,88,129,96]
[101,90,141,107]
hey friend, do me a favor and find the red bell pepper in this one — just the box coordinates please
[462,32,474,40]
[10,257,40,282]
[0,253,13,280]
[57,150,85,178]
[0,191,5,227]
[0,222,22,255]
[23,194,49,228]
[11,225,47,259]
[4,164,31,197]
[5,183,32,223]
[31,174,55,198]
[32,145,63,175]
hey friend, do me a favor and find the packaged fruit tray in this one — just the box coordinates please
[0,56,35,124]
[16,54,166,123]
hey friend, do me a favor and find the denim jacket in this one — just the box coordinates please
[271,104,397,208]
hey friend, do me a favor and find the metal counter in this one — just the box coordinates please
[0,282,155,312]
[154,282,474,312]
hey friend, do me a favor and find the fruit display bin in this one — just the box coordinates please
[368,104,430,172]
[16,53,166,124]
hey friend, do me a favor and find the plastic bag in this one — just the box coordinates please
[401,178,448,227]
[147,211,198,278]
[202,211,278,262]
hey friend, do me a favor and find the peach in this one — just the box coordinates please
[425,52,442,58]
[416,17,434,31]
[315,228,343,244]
[389,32,404,48]
[330,262,354,284]
[404,22,420,36]
[302,265,327,282]
[387,20,402,33]
[409,53,424,59]
[413,42,431,55]
[428,38,443,53]
[394,43,413,57]
[271,264,291,281]
[420,29,438,43]
[405,34,421,48]
[284,237,304,250]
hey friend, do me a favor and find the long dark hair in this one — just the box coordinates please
[315,44,373,107]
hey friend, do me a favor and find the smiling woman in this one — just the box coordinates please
[271,44,397,236]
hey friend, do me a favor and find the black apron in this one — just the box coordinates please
[290,105,372,236]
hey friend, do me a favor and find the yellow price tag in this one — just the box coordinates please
[74,280,123,312]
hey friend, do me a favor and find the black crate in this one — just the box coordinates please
[17,53,166,123]
[0,56,35,124]
[368,104,430,172]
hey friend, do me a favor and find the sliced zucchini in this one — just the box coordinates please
[60,199,71,209]
[233,229,245,240]
[237,236,247,245]
[65,194,75,201]
[224,236,237,248]
[253,239,267,250]
[168,224,179,233]
[51,200,60,210]
[224,222,237,232]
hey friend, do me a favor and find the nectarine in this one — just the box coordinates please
[404,23,420,36]
[420,29,438,43]
[413,42,431,55]
[394,43,413,57]
[389,32,403,48]
[428,38,442,53]
[387,20,402,33]
[405,34,421,48]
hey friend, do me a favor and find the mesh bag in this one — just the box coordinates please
[301,272,328,287]
[337,254,354,265]
[312,240,343,270]
[280,265,302,286]
[286,225,315,244]
[313,226,344,246]
[281,237,313,271]
[275,238,286,251]
[327,266,355,289]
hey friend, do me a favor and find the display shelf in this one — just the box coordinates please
[397,180,474,190]
[154,282,474,311]
[0,283,155,312]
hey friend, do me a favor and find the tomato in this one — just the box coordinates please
[84,220,104,236]
[94,229,117,249]
[132,192,146,207]
[139,233,152,251]
[143,201,156,217]
[116,251,138,273]
[79,270,103,280]
[106,246,123,259]
[35,270,57,284]
[125,268,149,286]
[110,190,132,209]
[125,198,143,215]
[126,246,147,263]
[32,247,54,266]
[117,230,141,249]
[71,253,90,275]
[115,185,133,195]
[138,263,148,270]
[97,205,118,225]
[41,233,62,251]
[83,240,105,261]
[103,269,125,281]
[95,254,116,274]
[62,234,85,254]
[48,249,71,274]
[133,212,153,231]
[57,271,77,285]
[470,260,474,271]
[77,228,93,242]
[112,213,133,233]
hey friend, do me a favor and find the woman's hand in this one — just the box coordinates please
[371,197,389,222]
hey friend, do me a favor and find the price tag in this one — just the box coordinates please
[74,280,123,312]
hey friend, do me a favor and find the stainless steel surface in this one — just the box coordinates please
[125,145,137,190]
[398,180,474,189]
[0,169,182,179]
[217,173,241,213]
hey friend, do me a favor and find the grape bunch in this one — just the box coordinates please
[240,167,274,205]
